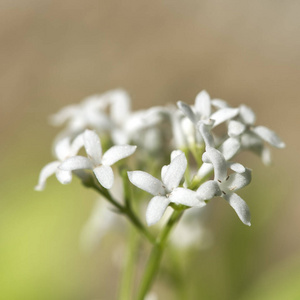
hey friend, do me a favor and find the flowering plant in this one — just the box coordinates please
[36,89,285,299]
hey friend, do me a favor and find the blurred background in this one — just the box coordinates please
[1,0,299,299]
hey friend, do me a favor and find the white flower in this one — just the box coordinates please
[49,91,114,134]
[197,147,252,226]
[177,90,239,128]
[128,150,205,226]
[35,134,84,190]
[59,130,137,189]
[228,105,285,165]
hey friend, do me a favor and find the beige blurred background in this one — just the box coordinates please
[1,1,299,299]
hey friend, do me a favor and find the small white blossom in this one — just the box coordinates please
[59,130,137,189]
[128,150,205,226]
[35,134,84,190]
[197,146,252,226]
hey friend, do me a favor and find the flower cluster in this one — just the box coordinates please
[36,89,285,230]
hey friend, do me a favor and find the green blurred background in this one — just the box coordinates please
[1,1,299,299]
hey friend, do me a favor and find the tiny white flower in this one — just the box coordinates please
[35,134,84,190]
[197,147,252,226]
[177,90,239,128]
[128,150,205,226]
[59,130,137,189]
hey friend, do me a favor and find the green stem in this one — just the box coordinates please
[119,224,139,300]
[136,210,183,300]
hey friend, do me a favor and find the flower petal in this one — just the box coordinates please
[70,133,84,156]
[197,180,221,200]
[177,101,196,123]
[203,148,227,182]
[56,170,72,185]
[83,130,102,164]
[54,137,71,161]
[109,89,131,126]
[261,146,272,166]
[239,105,256,125]
[252,126,285,148]
[146,196,170,226]
[169,187,205,207]
[128,171,165,196]
[227,162,246,173]
[197,163,213,179]
[195,90,211,119]
[102,145,137,166]
[59,156,93,171]
[228,120,246,137]
[218,137,241,160]
[210,108,239,127]
[93,165,114,189]
[211,98,229,109]
[162,152,187,191]
[35,161,60,191]
[224,168,252,192]
[223,193,251,226]
[198,122,215,148]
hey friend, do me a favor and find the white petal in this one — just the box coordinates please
[54,137,71,161]
[198,122,215,148]
[128,171,165,196]
[227,162,246,173]
[197,180,221,200]
[223,193,251,226]
[177,101,196,123]
[162,152,187,191]
[83,130,102,164]
[146,196,170,226]
[218,137,241,160]
[195,90,211,119]
[49,105,78,126]
[224,169,251,192]
[109,89,131,125]
[70,133,84,156]
[170,150,182,161]
[210,108,239,127]
[252,126,285,148]
[35,161,60,191]
[56,170,72,185]
[197,163,213,178]
[228,120,246,137]
[169,187,205,207]
[239,105,256,125]
[203,148,227,182]
[59,156,93,171]
[93,165,114,189]
[211,98,229,109]
[102,145,137,166]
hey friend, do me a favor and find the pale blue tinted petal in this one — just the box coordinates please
[169,187,205,207]
[204,148,227,182]
[195,90,211,119]
[228,120,246,137]
[210,108,239,127]
[102,145,137,166]
[35,161,60,191]
[93,165,114,189]
[239,105,256,125]
[59,156,93,171]
[198,122,215,148]
[218,137,241,160]
[56,170,72,185]
[163,152,187,191]
[197,180,221,200]
[224,168,252,192]
[177,101,196,123]
[128,171,165,196]
[252,126,285,148]
[223,193,251,226]
[83,130,102,164]
[146,196,170,226]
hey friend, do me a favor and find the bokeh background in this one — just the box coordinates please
[1,1,299,299]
